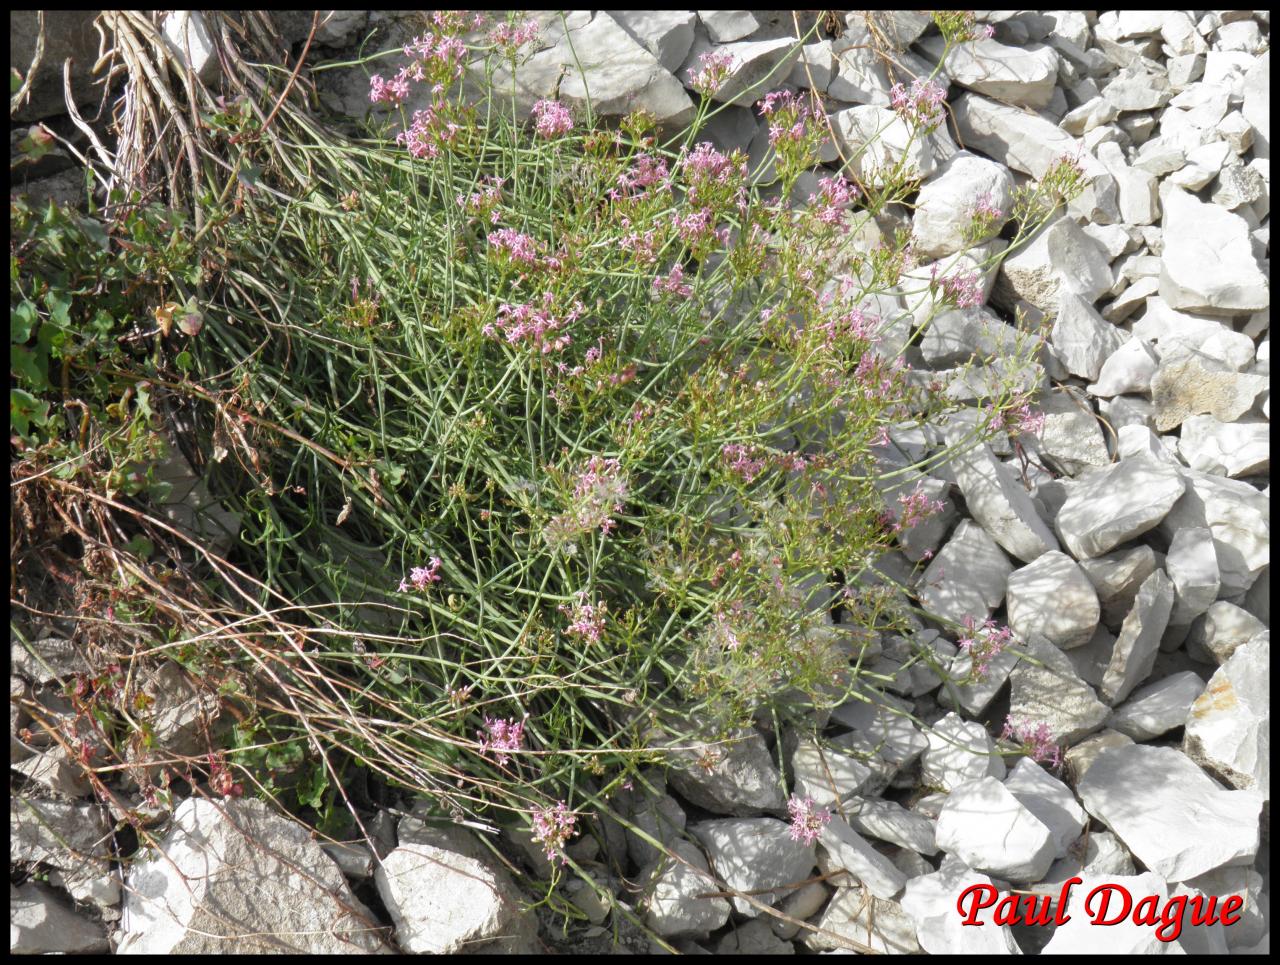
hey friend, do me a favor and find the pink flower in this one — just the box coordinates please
[787,795,832,845]
[479,715,527,766]
[369,71,410,105]
[560,591,607,644]
[688,49,734,96]
[680,142,747,208]
[957,616,1014,679]
[531,800,578,865]
[757,89,819,150]
[1001,715,1061,768]
[973,191,1004,220]
[487,228,542,266]
[486,295,584,354]
[610,153,670,201]
[457,176,505,223]
[397,106,462,160]
[652,263,693,298]
[929,264,985,308]
[721,443,769,483]
[889,77,947,130]
[808,174,859,226]
[545,454,629,546]
[489,17,539,53]
[531,99,573,138]
[893,484,946,533]
[398,557,443,592]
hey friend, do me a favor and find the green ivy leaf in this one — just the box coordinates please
[10,388,49,438]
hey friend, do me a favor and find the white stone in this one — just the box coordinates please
[1177,415,1270,478]
[951,93,1120,223]
[829,689,928,776]
[1077,743,1264,881]
[921,712,1005,792]
[707,38,800,108]
[1183,640,1269,798]
[697,9,757,43]
[1056,455,1185,560]
[1031,385,1110,476]
[1102,64,1172,112]
[1131,299,1253,368]
[948,442,1059,563]
[912,153,1014,259]
[691,818,817,917]
[119,798,388,953]
[1153,352,1269,431]
[1212,163,1266,209]
[1156,469,1270,597]
[826,41,892,105]
[790,736,872,810]
[1007,551,1100,649]
[1003,757,1087,857]
[818,816,908,899]
[939,646,1019,717]
[935,777,1057,881]
[1050,292,1126,381]
[1241,50,1269,158]
[1094,140,1160,224]
[919,36,1059,108]
[830,105,935,185]
[998,217,1113,319]
[919,305,1024,368]
[1185,865,1269,949]
[1009,633,1111,745]
[916,519,1012,626]
[1159,187,1269,315]
[901,862,1021,954]
[1064,728,1134,785]
[1107,671,1206,741]
[1042,873,1185,953]
[608,10,697,73]
[1165,527,1221,626]
[1186,602,1267,664]
[806,884,920,953]
[162,11,219,83]
[845,797,938,855]
[10,882,108,954]
[1100,569,1174,705]
[643,839,731,937]
[665,727,787,816]
[787,39,835,93]
[1088,337,1159,397]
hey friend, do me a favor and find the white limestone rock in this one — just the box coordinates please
[805,884,921,953]
[1077,743,1264,881]
[10,882,109,954]
[828,689,929,777]
[790,735,872,810]
[691,818,817,917]
[10,797,116,908]
[1029,385,1109,477]
[1088,337,1159,397]
[1008,633,1111,745]
[826,41,892,105]
[1029,832,1136,918]
[1177,415,1270,478]
[830,105,935,185]
[1107,671,1206,741]
[1055,455,1185,560]
[1064,728,1134,786]
[118,798,389,953]
[642,839,731,937]
[697,9,757,43]
[1156,469,1270,598]
[1185,602,1267,665]
[1183,639,1270,799]
[1006,551,1100,650]
[844,797,938,855]
[623,788,688,870]
[1041,872,1185,953]
[608,10,697,73]
[912,152,1015,259]
[919,35,1059,108]
[818,817,908,899]
[951,93,1120,223]
[1185,865,1269,950]
[920,306,1025,368]
[997,217,1113,319]
[707,38,800,108]
[1094,139,1160,224]
[1152,351,1269,431]
[1100,569,1175,705]
[1166,527,1221,626]
[921,712,1006,792]
[916,519,1013,626]
[1159,187,1269,315]
[901,862,1021,954]
[939,646,1019,717]
[935,777,1058,881]
[948,442,1060,563]
[1241,49,1269,158]
[162,11,220,83]
[665,727,787,816]
[788,39,835,93]
[1050,292,1127,382]
[1003,757,1087,858]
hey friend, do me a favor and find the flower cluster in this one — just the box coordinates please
[808,174,859,227]
[457,176,505,224]
[893,484,947,533]
[957,615,1014,679]
[989,399,1046,436]
[531,800,577,865]
[889,77,947,130]
[1001,715,1062,768]
[489,16,539,55]
[652,263,693,299]
[618,216,661,264]
[672,207,729,254]
[817,303,878,348]
[929,264,985,308]
[933,10,996,44]
[787,795,832,846]
[757,89,822,168]
[721,443,769,483]
[610,153,669,201]
[369,73,410,106]
[965,190,1006,243]
[560,591,607,645]
[479,715,527,766]
[398,557,443,592]
[688,49,735,97]
[486,228,542,267]
[532,99,573,139]
[483,293,584,354]
[397,105,463,160]
[680,142,747,209]
[545,454,629,547]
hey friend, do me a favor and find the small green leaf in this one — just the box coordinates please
[10,345,49,391]
[175,349,194,373]
[44,290,72,328]
[11,388,49,438]
[12,301,38,343]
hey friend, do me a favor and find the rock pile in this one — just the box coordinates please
[11,9,1269,955]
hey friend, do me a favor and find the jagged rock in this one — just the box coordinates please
[1241,49,1269,157]
[713,917,796,953]
[788,39,835,92]
[789,735,872,810]
[118,797,389,953]
[1003,758,1087,858]
[10,11,103,122]
[1064,728,1134,786]
[1088,337,1160,397]
[805,884,921,953]
[10,882,109,954]
[1056,454,1186,559]
[916,519,1012,626]
[948,441,1059,563]
[139,661,222,759]
[1079,744,1264,881]
[12,746,92,798]
[642,839,731,937]
[1100,569,1175,705]
[697,9,757,43]
[11,796,116,907]
[1095,139,1161,224]
[826,41,892,105]
[1029,385,1110,476]
[665,727,787,816]
[1107,671,1206,741]
[767,880,830,941]
[1186,602,1267,664]
[1008,633,1111,745]
[623,786,688,870]
[690,818,816,916]
[1078,545,1162,629]
[919,305,1023,368]
[1152,351,1269,430]
[817,817,907,899]
[844,797,938,855]
[918,36,1058,107]
[830,105,936,185]
[1006,550,1100,649]
[1030,832,1136,917]
[1177,415,1270,478]
[1156,468,1270,598]
[828,688,928,784]
[706,38,800,107]
[609,10,697,73]
[1185,865,1269,950]
[10,634,94,686]
[1159,187,1269,314]
[1051,293,1127,381]
[1166,527,1221,626]
[935,777,1058,881]
[1183,639,1269,798]
[938,645,1018,716]
[901,862,1021,954]
[996,216,1114,318]
[951,93,1120,223]
[912,153,1015,259]
[921,712,1006,792]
